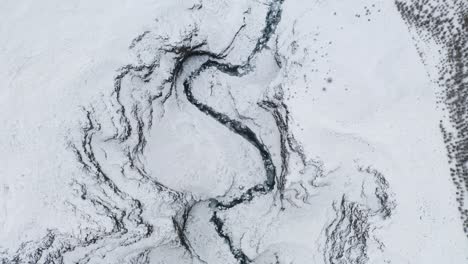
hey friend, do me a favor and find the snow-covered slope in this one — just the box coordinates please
[0,0,467,263]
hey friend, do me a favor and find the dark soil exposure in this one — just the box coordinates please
[395,0,468,236]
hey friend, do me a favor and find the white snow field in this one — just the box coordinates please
[0,0,467,263]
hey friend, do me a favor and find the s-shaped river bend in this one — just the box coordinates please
[168,0,288,262]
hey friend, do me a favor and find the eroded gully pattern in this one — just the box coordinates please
[0,0,399,263]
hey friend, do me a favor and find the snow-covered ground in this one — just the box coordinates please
[0,0,467,263]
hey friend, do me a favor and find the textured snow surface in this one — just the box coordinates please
[0,0,467,263]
